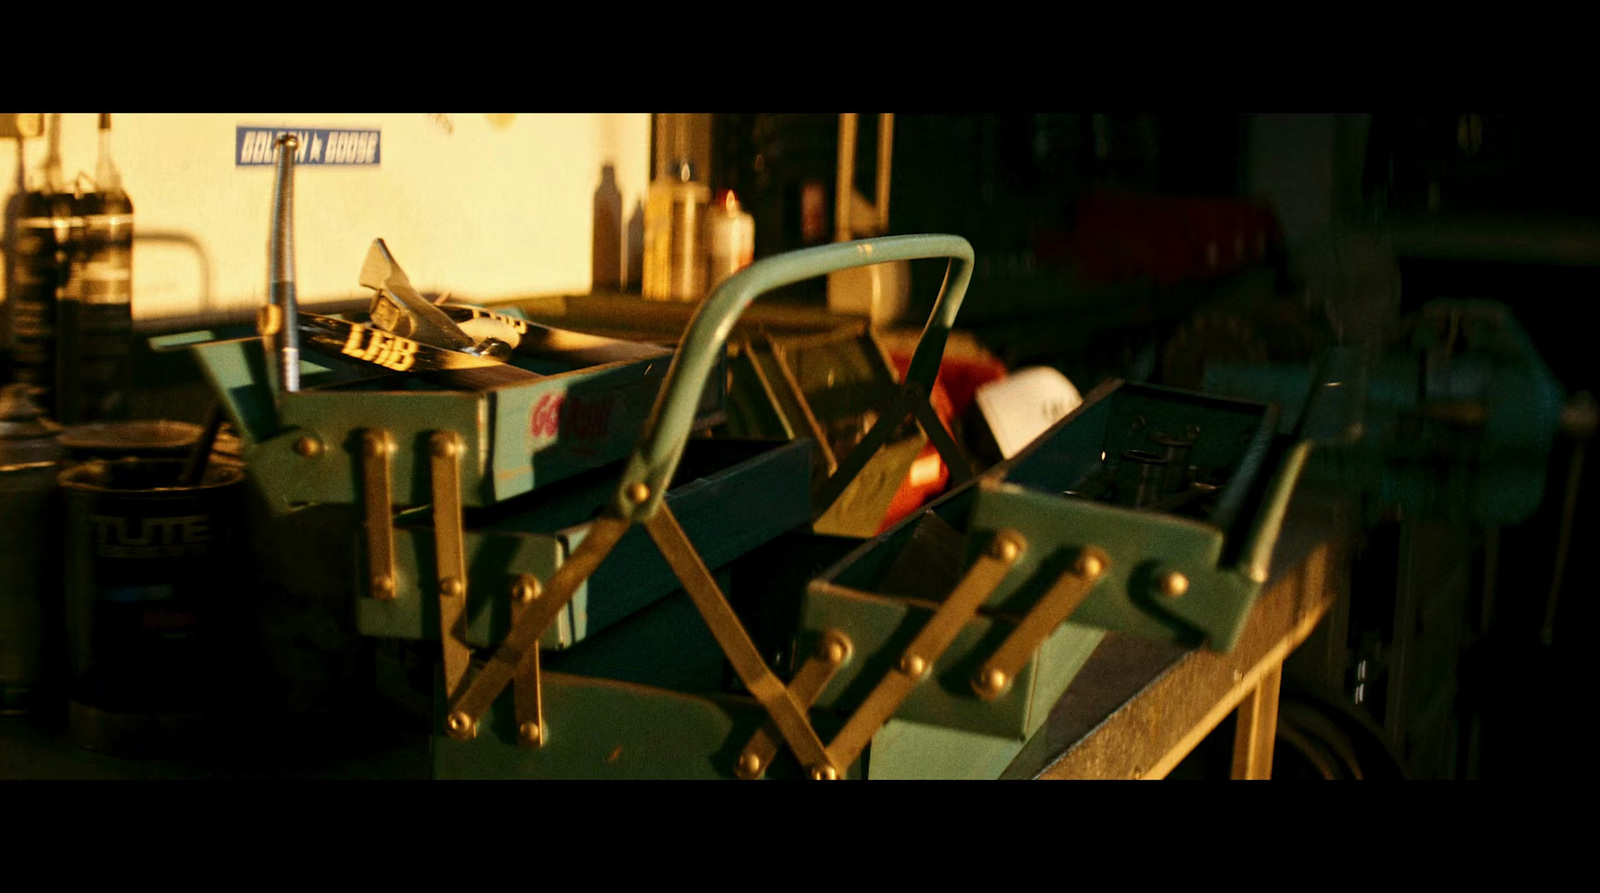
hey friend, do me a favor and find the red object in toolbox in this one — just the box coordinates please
[875,348,1008,534]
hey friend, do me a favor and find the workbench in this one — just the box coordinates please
[0,485,1350,781]
[1002,488,1351,779]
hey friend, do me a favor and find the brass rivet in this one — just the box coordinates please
[900,654,927,678]
[976,667,1009,696]
[363,433,393,457]
[1159,571,1189,598]
[820,632,852,665]
[431,432,461,458]
[446,712,476,739]
[371,574,394,596]
[511,575,542,604]
[440,576,464,598]
[1078,552,1106,579]
[738,752,763,777]
[626,482,650,504]
[989,534,1022,562]
[809,764,839,781]
[519,721,541,743]
[293,435,322,458]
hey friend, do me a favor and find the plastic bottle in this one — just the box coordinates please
[642,159,710,302]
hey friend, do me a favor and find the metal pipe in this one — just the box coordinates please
[875,113,894,227]
[835,114,858,243]
[835,113,896,242]
[267,133,301,393]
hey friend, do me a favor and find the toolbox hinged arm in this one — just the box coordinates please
[611,235,976,524]
[971,546,1110,701]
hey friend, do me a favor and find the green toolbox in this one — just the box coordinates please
[792,378,1308,776]
[159,135,1316,777]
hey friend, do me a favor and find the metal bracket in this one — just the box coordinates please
[693,525,1022,778]
[820,528,1025,773]
[510,574,546,748]
[445,515,631,739]
[644,505,838,776]
[735,629,853,780]
[971,546,1109,702]
[360,429,397,601]
[441,495,1027,778]
[430,430,472,708]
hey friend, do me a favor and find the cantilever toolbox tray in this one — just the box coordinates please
[802,377,1310,744]
[157,319,720,513]
[155,300,765,647]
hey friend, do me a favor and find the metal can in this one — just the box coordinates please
[58,458,244,754]
[59,419,203,462]
[0,385,65,715]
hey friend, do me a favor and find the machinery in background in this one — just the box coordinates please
[1195,293,1593,778]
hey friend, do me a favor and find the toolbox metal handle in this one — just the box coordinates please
[612,234,975,520]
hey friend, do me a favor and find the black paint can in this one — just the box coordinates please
[58,458,244,754]
[0,386,65,715]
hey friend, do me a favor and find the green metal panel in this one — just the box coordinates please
[540,588,729,694]
[169,334,284,447]
[158,322,695,514]
[268,389,487,508]
[799,584,1105,739]
[361,438,813,648]
[431,587,860,780]
[572,438,813,638]
[431,675,862,779]
[783,332,899,442]
[720,351,796,442]
[866,718,1029,780]
[489,359,673,503]
[363,524,571,650]
[967,485,1257,649]
[432,672,767,779]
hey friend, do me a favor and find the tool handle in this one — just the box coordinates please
[267,134,302,394]
[612,233,975,520]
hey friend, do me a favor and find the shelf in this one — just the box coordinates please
[1379,213,1600,266]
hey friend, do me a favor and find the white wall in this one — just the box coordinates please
[2,113,651,322]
